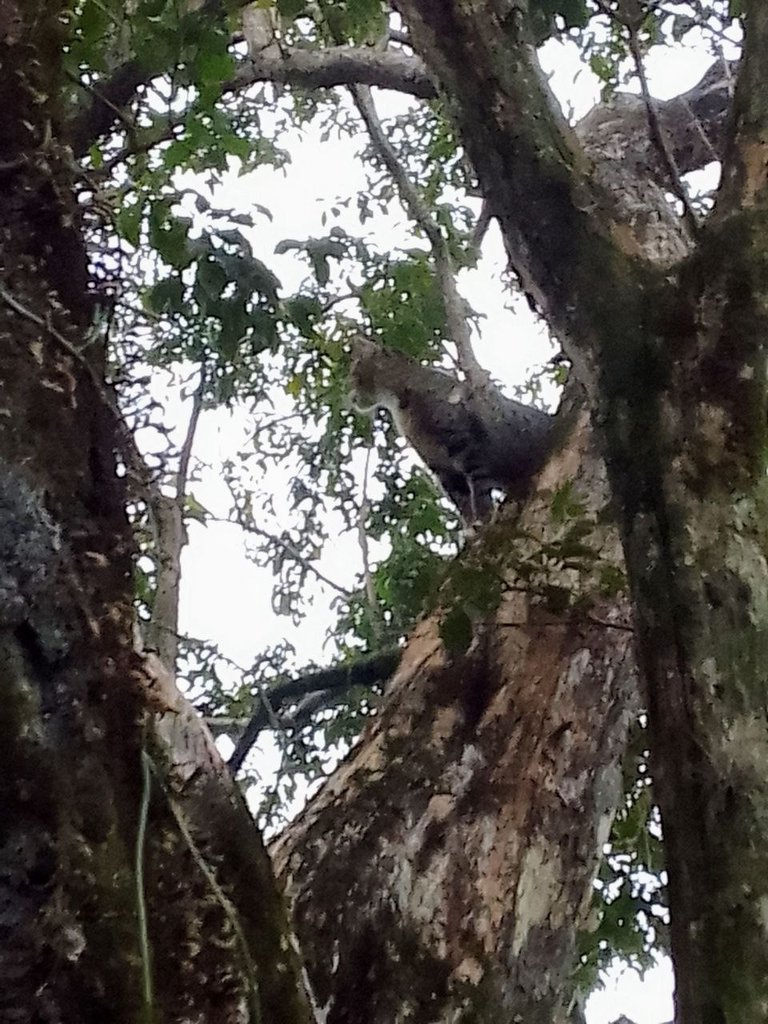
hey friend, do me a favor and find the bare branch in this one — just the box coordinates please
[358,446,381,631]
[627,23,700,235]
[350,82,487,387]
[145,371,207,667]
[70,41,435,156]
[213,516,354,599]
[576,58,735,178]
[228,647,401,772]
[388,28,412,48]
[392,4,733,356]
[227,45,435,102]
[177,372,206,497]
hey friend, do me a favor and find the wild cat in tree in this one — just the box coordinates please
[349,336,555,528]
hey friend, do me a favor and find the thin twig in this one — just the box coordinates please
[66,68,138,137]
[350,84,487,387]
[177,370,206,499]
[592,0,700,235]
[314,0,484,386]
[212,516,354,599]
[0,156,26,174]
[100,119,183,173]
[628,29,700,236]
[0,282,156,495]
[642,1,741,46]
[135,747,154,1011]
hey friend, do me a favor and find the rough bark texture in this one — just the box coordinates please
[0,5,311,1022]
[271,49,743,1024]
[5,0,765,1021]
[272,409,640,1024]
[392,3,768,1021]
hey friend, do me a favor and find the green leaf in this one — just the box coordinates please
[439,604,473,656]
[276,0,306,18]
[223,134,253,160]
[115,202,143,248]
[195,49,235,88]
[215,301,248,359]
[144,276,186,316]
[310,251,331,286]
[283,295,322,333]
[148,203,194,269]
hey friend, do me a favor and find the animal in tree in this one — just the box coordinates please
[349,336,555,525]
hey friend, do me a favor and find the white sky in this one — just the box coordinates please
[168,22,742,1023]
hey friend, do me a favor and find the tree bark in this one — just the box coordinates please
[8,2,765,1021]
[0,5,311,1021]
[273,407,641,1023]
[392,3,768,1021]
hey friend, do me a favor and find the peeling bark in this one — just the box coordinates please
[273,411,640,1023]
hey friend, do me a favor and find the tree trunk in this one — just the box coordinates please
[6,2,765,1022]
[273,408,641,1023]
[0,5,311,1021]
[393,3,768,1020]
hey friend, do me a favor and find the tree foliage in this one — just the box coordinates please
[14,0,750,1016]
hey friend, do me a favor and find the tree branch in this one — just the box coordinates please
[576,58,734,180]
[358,446,381,633]
[227,45,435,103]
[627,28,700,235]
[71,11,735,219]
[144,370,206,668]
[350,82,486,385]
[70,43,436,156]
[394,0,640,366]
[68,0,262,156]
[228,647,401,773]
[717,4,768,212]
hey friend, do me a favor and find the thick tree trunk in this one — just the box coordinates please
[7,2,762,1021]
[393,3,768,1021]
[273,409,640,1023]
[0,5,311,1021]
